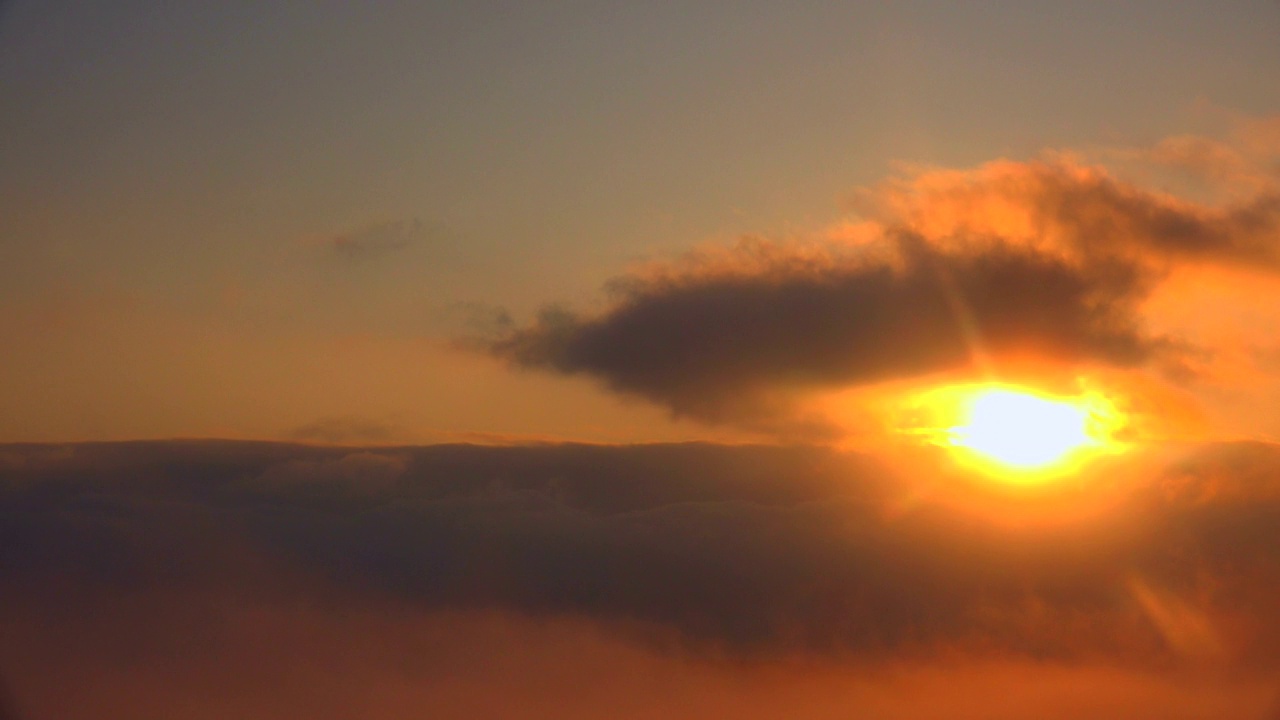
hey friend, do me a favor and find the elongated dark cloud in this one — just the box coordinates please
[484,153,1280,425]
[489,236,1161,421]
[324,218,423,261]
[4,440,1280,668]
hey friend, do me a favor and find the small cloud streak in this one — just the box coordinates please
[318,219,424,262]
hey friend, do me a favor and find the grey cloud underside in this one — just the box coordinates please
[3,441,1280,666]
[490,241,1159,419]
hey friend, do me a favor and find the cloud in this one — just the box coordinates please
[321,219,424,261]
[488,233,1164,422]
[482,147,1280,428]
[860,156,1280,270]
[6,600,1273,719]
[252,450,408,496]
[4,440,1280,670]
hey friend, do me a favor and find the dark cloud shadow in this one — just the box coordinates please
[488,235,1166,423]
[3,440,1280,668]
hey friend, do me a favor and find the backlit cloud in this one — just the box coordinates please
[485,138,1280,433]
[491,235,1162,423]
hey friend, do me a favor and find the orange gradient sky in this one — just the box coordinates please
[5,3,1280,719]
[3,2,1280,447]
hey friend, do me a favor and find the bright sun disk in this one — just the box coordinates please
[948,389,1097,470]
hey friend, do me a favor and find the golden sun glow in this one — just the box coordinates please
[899,383,1126,480]
[948,389,1095,469]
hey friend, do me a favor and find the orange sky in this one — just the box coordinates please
[4,116,1280,448]
[5,3,1280,719]
[2,2,1280,448]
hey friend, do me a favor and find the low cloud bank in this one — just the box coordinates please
[4,440,1280,717]
[3,440,1280,662]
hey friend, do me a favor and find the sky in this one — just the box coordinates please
[4,1,1280,718]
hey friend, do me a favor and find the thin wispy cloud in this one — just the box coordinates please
[321,219,425,262]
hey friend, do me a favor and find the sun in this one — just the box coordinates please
[948,388,1096,470]
[898,383,1124,479]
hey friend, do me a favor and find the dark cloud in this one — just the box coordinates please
[0,680,18,720]
[488,235,1163,421]
[3,440,1280,670]
[325,219,423,261]
[483,154,1280,425]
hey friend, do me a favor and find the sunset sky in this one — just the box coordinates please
[4,2,1280,718]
